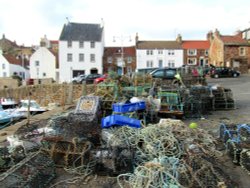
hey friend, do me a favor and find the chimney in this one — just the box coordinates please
[214,28,220,37]
[135,33,139,46]
[2,34,5,39]
[176,34,182,43]
[207,31,213,40]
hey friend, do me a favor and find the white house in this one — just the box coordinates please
[0,50,29,79]
[59,22,104,83]
[135,34,183,73]
[29,47,59,82]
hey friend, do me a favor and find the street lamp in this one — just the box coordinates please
[113,35,132,75]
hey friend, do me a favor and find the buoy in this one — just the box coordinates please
[189,122,198,129]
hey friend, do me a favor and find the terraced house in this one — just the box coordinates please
[135,33,183,73]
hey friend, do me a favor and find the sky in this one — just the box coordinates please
[0,0,250,47]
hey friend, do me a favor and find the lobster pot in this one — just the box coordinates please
[93,147,135,176]
[240,149,250,175]
[0,151,55,188]
[185,154,235,188]
[212,88,235,110]
[41,139,92,167]
[47,108,101,146]
[238,125,250,146]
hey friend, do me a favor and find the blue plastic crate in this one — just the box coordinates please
[101,114,141,128]
[112,101,146,113]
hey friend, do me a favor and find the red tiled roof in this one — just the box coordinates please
[3,54,22,66]
[182,40,210,49]
[50,40,59,44]
[220,35,248,45]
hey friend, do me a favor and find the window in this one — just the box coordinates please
[79,53,84,62]
[168,60,175,67]
[205,50,209,56]
[152,69,164,78]
[90,41,95,48]
[239,47,245,56]
[2,64,5,69]
[158,50,163,54]
[146,60,153,67]
[107,57,112,64]
[168,50,174,55]
[187,49,197,56]
[187,58,197,65]
[43,73,46,77]
[127,56,132,63]
[146,50,153,55]
[158,60,163,68]
[3,72,7,77]
[90,54,95,62]
[67,41,72,48]
[67,54,73,62]
[35,60,39,66]
[127,66,132,73]
[79,41,84,48]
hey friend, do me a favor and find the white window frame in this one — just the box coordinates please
[90,54,95,62]
[35,60,39,66]
[79,41,84,48]
[2,64,5,69]
[239,47,245,56]
[146,60,153,68]
[146,50,153,55]
[168,50,174,55]
[79,53,84,62]
[187,49,197,56]
[187,58,197,65]
[158,50,163,54]
[127,56,132,63]
[205,50,209,56]
[90,41,95,48]
[67,41,72,48]
[67,54,73,62]
[108,57,112,64]
[168,60,175,67]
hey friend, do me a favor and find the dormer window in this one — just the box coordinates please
[79,41,84,48]
[90,41,95,48]
[67,41,72,48]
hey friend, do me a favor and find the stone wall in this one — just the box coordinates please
[0,78,18,89]
[0,83,95,106]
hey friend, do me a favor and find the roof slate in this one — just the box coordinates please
[137,41,182,49]
[59,22,103,41]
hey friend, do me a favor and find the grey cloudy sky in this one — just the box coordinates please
[0,0,249,46]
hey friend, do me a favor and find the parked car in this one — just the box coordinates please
[149,68,177,80]
[210,67,240,78]
[94,74,108,84]
[72,74,86,84]
[73,74,102,84]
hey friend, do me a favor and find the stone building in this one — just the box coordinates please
[208,29,250,73]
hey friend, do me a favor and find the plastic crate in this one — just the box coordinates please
[101,114,141,128]
[112,101,146,113]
